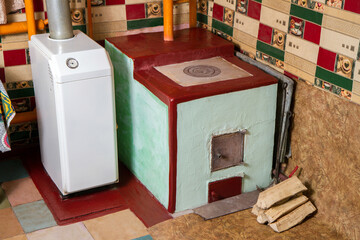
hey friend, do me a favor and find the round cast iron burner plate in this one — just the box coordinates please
[183,65,221,78]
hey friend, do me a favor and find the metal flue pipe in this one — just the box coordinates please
[46,0,73,39]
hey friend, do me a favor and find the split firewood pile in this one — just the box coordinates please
[252,176,316,233]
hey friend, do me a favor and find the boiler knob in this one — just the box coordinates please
[66,58,79,69]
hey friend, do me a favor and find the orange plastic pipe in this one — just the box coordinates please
[86,0,93,38]
[0,19,47,35]
[24,0,36,39]
[163,0,173,41]
[189,0,197,28]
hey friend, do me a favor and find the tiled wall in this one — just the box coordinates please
[197,0,360,104]
[0,0,189,143]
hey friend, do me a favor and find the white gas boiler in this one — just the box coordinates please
[29,30,118,195]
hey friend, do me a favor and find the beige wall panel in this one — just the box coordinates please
[320,28,359,60]
[351,93,360,105]
[324,6,360,25]
[260,6,289,32]
[352,80,360,95]
[2,33,28,43]
[174,13,189,25]
[322,15,360,39]
[214,0,236,11]
[69,0,86,9]
[5,65,32,83]
[284,63,315,84]
[262,0,290,13]
[93,21,127,34]
[258,58,285,74]
[0,51,4,68]
[174,3,189,14]
[233,28,257,48]
[7,12,44,22]
[233,40,256,57]
[2,41,29,51]
[208,16,212,27]
[208,1,214,17]
[285,52,317,75]
[353,61,360,82]
[234,12,259,38]
[90,5,126,23]
[286,35,319,64]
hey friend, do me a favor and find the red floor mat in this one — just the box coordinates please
[23,149,172,227]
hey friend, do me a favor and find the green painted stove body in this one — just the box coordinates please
[106,41,278,212]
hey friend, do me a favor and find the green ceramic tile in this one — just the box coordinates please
[0,159,29,182]
[10,131,30,142]
[256,41,284,61]
[290,4,323,25]
[315,66,353,91]
[197,13,208,24]
[252,0,262,2]
[212,19,233,37]
[0,187,11,209]
[13,200,56,233]
[7,88,35,99]
[127,18,163,30]
[73,25,87,34]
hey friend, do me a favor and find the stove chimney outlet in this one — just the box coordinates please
[46,0,74,40]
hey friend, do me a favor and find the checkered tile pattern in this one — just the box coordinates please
[197,0,360,104]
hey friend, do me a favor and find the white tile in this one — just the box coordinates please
[354,61,360,82]
[0,51,4,68]
[69,0,86,9]
[320,28,360,60]
[89,5,126,23]
[234,12,259,38]
[214,0,236,11]
[353,80,360,95]
[262,0,291,14]
[174,2,189,14]
[286,34,320,63]
[260,6,289,33]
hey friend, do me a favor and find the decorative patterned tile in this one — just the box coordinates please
[13,200,57,233]
[335,54,354,79]
[236,0,248,15]
[325,0,343,9]
[0,159,29,182]
[146,2,162,18]
[224,8,234,26]
[27,223,93,240]
[289,16,304,38]
[260,6,288,32]
[84,209,148,240]
[0,208,24,239]
[290,3,323,25]
[286,34,319,63]
[257,40,284,61]
[272,29,286,50]
[234,12,259,37]
[2,177,42,207]
[315,66,353,91]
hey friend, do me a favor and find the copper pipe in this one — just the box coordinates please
[0,19,47,35]
[163,0,173,41]
[86,0,93,38]
[24,0,36,39]
[189,0,197,28]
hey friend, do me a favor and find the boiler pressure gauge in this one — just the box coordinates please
[66,58,79,69]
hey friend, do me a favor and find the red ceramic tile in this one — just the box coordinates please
[247,0,261,20]
[303,21,321,45]
[343,0,360,14]
[317,47,337,72]
[3,49,26,67]
[212,3,224,22]
[106,0,125,5]
[0,68,5,82]
[33,0,44,12]
[126,4,146,20]
[257,23,273,44]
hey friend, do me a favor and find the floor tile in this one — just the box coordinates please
[0,208,24,239]
[13,200,57,233]
[3,234,28,240]
[0,159,29,182]
[27,222,94,240]
[2,177,42,207]
[84,209,148,240]
[0,186,11,209]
